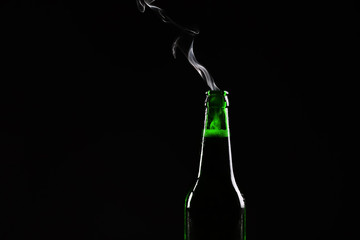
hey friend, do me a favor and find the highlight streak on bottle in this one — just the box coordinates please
[135,0,220,91]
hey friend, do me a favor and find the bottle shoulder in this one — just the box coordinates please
[186,177,245,210]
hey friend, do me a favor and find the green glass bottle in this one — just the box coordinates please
[185,90,246,240]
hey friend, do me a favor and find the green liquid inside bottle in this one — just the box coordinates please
[203,90,229,138]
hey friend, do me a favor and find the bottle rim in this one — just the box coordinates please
[206,90,229,96]
[205,90,229,108]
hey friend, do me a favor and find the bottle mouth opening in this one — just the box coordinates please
[205,90,229,108]
[206,90,229,96]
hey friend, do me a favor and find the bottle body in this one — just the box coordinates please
[185,91,245,240]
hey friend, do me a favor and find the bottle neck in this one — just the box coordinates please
[203,106,230,138]
[197,104,234,181]
[195,91,245,208]
[202,90,230,138]
[198,135,233,180]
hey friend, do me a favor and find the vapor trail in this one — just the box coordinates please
[136,0,220,91]
[187,40,219,91]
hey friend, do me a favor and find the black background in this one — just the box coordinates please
[0,0,357,240]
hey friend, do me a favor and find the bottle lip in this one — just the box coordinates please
[205,90,229,96]
[205,90,229,108]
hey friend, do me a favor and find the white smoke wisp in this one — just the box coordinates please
[136,0,220,91]
[136,0,198,35]
[136,0,155,13]
[173,38,219,91]
[187,41,220,91]
[137,0,167,22]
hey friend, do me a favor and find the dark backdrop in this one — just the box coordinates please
[1,1,357,240]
